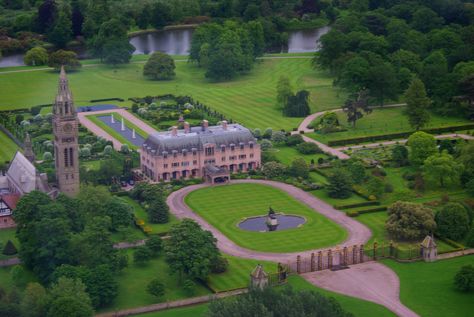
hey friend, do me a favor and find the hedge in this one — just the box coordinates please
[327,123,474,147]
[335,201,381,210]
[346,206,387,217]
[90,98,125,102]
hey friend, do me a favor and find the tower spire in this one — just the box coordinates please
[54,66,75,116]
[23,132,35,163]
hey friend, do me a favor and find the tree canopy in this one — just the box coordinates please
[385,201,436,241]
[143,52,176,80]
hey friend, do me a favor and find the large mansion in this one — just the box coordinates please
[141,120,260,183]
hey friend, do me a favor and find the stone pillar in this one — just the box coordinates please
[296,255,301,274]
[360,244,364,263]
[373,242,378,260]
[353,245,358,264]
[343,247,348,266]
[317,251,322,270]
[310,253,315,272]
[328,250,333,269]
[390,241,394,257]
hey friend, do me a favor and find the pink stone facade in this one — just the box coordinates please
[141,121,261,182]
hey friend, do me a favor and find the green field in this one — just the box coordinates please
[383,256,474,317]
[308,107,471,144]
[0,130,19,163]
[0,57,347,130]
[185,183,347,252]
[119,197,180,235]
[271,145,328,166]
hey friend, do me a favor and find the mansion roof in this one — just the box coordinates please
[143,123,256,154]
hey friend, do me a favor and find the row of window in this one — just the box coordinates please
[158,143,255,158]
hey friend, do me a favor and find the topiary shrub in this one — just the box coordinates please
[296,142,322,154]
[2,240,18,256]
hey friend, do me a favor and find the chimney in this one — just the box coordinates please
[184,121,190,133]
[202,120,209,131]
[222,120,228,131]
[171,126,178,136]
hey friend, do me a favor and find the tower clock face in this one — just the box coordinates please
[63,123,73,133]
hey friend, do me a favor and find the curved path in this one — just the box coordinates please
[303,262,419,317]
[167,179,371,262]
[293,104,407,160]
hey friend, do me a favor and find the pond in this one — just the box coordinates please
[129,26,331,56]
[96,114,145,146]
[238,214,306,232]
[0,54,25,67]
[77,104,119,113]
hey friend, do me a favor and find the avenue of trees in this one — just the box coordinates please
[315,0,474,120]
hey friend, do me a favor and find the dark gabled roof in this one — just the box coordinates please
[0,194,20,210]
[143,123,256,154]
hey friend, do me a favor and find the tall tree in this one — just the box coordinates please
[276,76,292,108]
[404,78,431,130]
[147,196,170,224]
[47,277,94,317]
[342,90,371,127]
[365,63,399,106]
[37,0,57,33]
[423,151,464,187]
[385,201,436,240]
[48,3,72,48]
[407,131,437,166]
[143,52,176,80]
[165,219,221,280]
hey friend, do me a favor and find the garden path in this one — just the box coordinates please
[77,108,157,150]
[292,104,407,159]
[335,133,474,151]
[166,179,372,262]
[303,262,419,317]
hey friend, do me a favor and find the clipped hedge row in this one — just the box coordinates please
[346,206,387,217]
[335,201,381,210]
[327,123,474,147]
[90,98,125,102]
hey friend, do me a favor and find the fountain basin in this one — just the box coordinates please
[238,214,306,232]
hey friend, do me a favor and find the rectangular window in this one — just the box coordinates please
[173,152,177,158]
[230,145,235,151]
[172,162,179,167]
[205,147,214,156]
[250,154,254,158]
[64,148,68,167]
[239,154,246,159]
[193,160,197,165]
[164,164,168,168]
[250,143,254,149]
[240,144,244,150]
[221,157,226,162]
[181,162,189,166]
[193,150,197,156]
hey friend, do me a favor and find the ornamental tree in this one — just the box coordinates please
[147,196,169,224]
[407,131,437,166]
[435,203,470,241]
[48,50,81,71]
[327,169,353,199]
[423,151,463,187]
[391,145,409,166]
[385,201,436,241]
[404,78,431,130]
[143,51,176,80]
[165,219,221,280]
[147,278,165,298]
[24,47,49,66]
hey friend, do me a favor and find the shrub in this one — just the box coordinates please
[133,246,152,264]
[24,47,48,66]
[466,179,474,197]
[263,128,273,139]
[120,144,129,154]
[262,162,286,178]
[454,265,474,292]
[286,134,303,146]
[327,169,353,199]
[43,152,53,161]
[384,183,394,193]
[145,235,163,255]
[391,145,409,166]
[2,240,18,255]
[289,158,309,178]
[296,142,322,154]
[252,128,261,139]
[210,256,229,273]
[435,203,470,241]
[271,131,287,144]
[183,279,196,296]
[385,201,436,241]
[147,279,165,298]
[260,139,273,151]
[366,176,385,198]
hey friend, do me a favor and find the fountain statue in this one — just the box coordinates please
[265,206,279,231]
[111,114,115,123]
[121,118,125,131]
[132,129,136,139]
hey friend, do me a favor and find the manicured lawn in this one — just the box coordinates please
[80,159,102,170]
[119,197,180,235]
[101,249,212,312]
[0,57,347,130]
[0,130,18,163]
[185,183,347,253]
[382,256,474,317]
[139,305,209,317]
[207,255,276,292]
[308,107,471,144]
[271,145,328,166]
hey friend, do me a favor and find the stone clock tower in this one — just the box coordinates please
[53,66,80,196]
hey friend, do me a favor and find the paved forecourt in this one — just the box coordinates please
[167,179,372,263]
